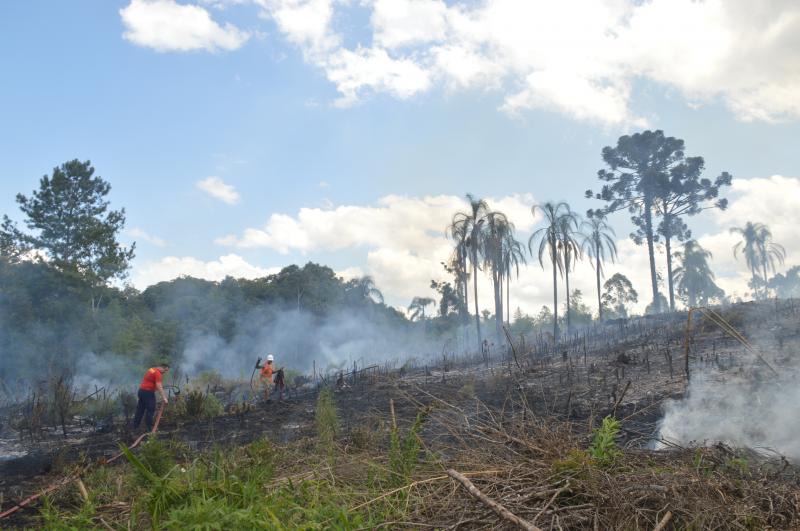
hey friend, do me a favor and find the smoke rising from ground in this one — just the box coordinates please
[179,306,439,380]
[658,339,800,461]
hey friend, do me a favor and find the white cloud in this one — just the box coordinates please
[132,253,278,288]
[127,227,167,247]
[120,0,251,52]
[197,176,241,204]
[131,178,799,310]
[248,0,800,124]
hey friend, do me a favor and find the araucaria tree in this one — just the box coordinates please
[673,240,724,307]
[730,222,785,300]
[450,194,489,351]
[588,130,686,314]
[581,216,617,322]
[529,202,570,342]
[654,155,731,311]
[2,160,135,310]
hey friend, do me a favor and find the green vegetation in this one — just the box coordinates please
[587,416,622,467]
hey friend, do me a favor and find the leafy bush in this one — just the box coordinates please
[588,416,622,467]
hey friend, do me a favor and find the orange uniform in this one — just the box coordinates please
[139,367,163,391]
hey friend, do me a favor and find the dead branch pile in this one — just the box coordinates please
[382,394,800,530]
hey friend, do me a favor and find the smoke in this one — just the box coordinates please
[657,336,800,461]
[179,306,439,379]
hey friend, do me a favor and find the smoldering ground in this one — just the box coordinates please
[657,338,800,461]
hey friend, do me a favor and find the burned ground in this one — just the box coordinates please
[2,300,800,528]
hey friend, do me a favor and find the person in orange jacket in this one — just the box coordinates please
[133,362,170,431]
[255,354,281,401]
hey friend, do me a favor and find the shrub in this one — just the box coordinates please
[588,416,622,467]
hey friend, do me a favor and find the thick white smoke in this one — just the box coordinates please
[658,362,800,461]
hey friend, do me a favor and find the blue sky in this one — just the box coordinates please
[1,0,798,312]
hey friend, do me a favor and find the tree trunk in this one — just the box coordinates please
[643,199,660,312]
[506,274,511,326]
[664,229,675,311]
[472,256,482,352]
[463,273,470,351]
[493,268,503,344]
[565,261,571,335]
[596,250,602,322]
[762,259,769,300]
[551,242,559,343]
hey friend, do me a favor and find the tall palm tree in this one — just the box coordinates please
[447,222,471,331]
[529,202,569,342]
[731,222,786,299]
[673,240,723,307]
[408,296,434,321]
[557,206,582,335]
[580,216,618,322]
[483,211,512,342]
[450,194,489,351]
[501,231,526,326]
[350,276,384,303]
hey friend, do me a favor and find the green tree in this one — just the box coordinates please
[730,222,785,300]
[408,296,434,321]
[601,273,638,319]
[768,266,800,298]
[581,216,617,322]
[529,202,570,342]
[449,194,489,351]
[5,160,134,309]
[562,289,592,327]
[673,240,724,307]
[655,155,731,311]
[588,131,686,313]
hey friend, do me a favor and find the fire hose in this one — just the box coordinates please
[0,403,167,520]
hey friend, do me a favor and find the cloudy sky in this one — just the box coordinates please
[0,0,798,314]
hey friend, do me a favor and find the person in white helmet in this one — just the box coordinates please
[255,354,280,401]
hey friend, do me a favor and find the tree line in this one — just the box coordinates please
[415,130,795,351]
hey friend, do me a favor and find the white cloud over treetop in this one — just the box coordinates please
[206,178,798,313]
[132,254,279,288]
[127,0,800,124]
[120,0,251,52]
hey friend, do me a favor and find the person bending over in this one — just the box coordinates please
[133,362,170,431]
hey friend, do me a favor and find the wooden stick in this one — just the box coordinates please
[446,469,542,531]
[652,510,673,531]
[76,478,89,502]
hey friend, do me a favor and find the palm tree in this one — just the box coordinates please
[447,221,471,347]
[349,276,384,304]
[529,202,570,342]
[408,296,434,321]
[557,206,582,334]
[673,240,723,307]
[501,231,526,326]
[731,222,786,299]
[483,211,512,342]
[450,194,489,351]
[581,216,617,322]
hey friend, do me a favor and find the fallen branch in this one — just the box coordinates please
[652,510,673,531]
[446,468,542,531]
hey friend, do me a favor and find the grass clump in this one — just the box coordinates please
[315,387,339,457]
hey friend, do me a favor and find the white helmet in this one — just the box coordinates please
[266,354,274,362]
